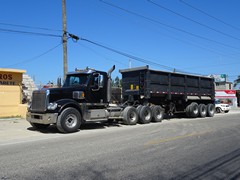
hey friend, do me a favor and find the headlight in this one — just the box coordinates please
[27,103,31,111]
[47,102,58,110]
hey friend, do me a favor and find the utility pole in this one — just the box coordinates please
[62,0,68,80]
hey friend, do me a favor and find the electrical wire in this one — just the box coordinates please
[0,28,62,38]
[0,22,62,32]
[99,0,240,51]
[79,37,175,71]
[78,42,127,66]
[78,37,207,76]
[3,42,63,68]
[147,0,240,41]
[179,0,240,32]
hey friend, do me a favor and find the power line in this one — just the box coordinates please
[0,28,62,38]
[79,37,175,71]
[99,0,240,51]
[179,0,240,32]
[78,37,206,76]
[3,42,63,68]
[147,0,240,41]
[78,42,127,66]
[0,22,62,32]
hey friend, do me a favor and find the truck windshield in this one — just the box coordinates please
[63,74,90,87]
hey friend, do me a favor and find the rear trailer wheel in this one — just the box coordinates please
[186,104,191,117]
[123,106,138,125]
[207,104,215,117]
[198,104,207,118]
[151,105,164,122]
[139,106,152,124]
[186,103,199,118]
[30,123,50,129]
[57,107,81,133]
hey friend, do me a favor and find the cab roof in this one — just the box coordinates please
[67,67,106,75]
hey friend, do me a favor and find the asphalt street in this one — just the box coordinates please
[0,110,240,179]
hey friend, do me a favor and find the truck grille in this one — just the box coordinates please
[31,90,48,112]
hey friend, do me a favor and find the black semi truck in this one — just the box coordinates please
[27,65,215,133]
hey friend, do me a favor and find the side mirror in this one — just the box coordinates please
[57,77,62,87]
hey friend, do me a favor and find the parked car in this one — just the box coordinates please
[215,100,230,113]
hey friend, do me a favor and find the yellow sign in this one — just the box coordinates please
[0,69,25,86]
[0,73,16,85]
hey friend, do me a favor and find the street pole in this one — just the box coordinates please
[62,0,68,80]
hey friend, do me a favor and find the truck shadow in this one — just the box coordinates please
[27,120,122,134]
[80,121,121,130]
[27,114,194,134]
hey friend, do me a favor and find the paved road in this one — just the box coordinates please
[1,111,240,179]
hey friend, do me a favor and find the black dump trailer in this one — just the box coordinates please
[120,66,215,121]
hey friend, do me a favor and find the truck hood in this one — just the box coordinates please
[46,86,86,103]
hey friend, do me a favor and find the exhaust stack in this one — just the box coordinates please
[107,65,115,103]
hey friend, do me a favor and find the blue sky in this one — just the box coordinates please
[1,0,240,86]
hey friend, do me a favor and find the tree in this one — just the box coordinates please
[113,76,122,87]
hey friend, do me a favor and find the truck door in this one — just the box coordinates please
[89,73,107,103]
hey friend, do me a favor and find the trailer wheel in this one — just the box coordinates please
[57,107,81,133]
[207,103,215,117]
[151,105,164,122]
[139,106,152,124]
[30,123,50,129]
[186,104,191,117]
[123,106,138,125]
[198,104,207,118]
[187,103,199,118]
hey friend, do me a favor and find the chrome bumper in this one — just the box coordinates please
[26,112,58,124]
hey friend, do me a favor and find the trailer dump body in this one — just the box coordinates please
[120,66,215,114]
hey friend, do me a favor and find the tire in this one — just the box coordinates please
[136,105,143,115]
[207,103,215,117]
[188,102,199,118]
[151,105,164,122]
[185,104,191,117]
[225,110,229,113]
[139,106,152,124]
[198,104,207,118]
[122,106,138,125]
[57,107,81,133]
[30,123,50,129]
[216,107,222,113]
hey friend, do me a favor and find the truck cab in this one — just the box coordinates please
[63,68,108,104]
[27,66,115,133]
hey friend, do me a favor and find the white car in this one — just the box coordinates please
[215,100,230,113]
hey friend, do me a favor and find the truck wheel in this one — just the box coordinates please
[136,105,143,115]
[57,107,81,133]
[151,105,164,122]
[207,103,215,117]
[139,106,152,124]
[123,106,138,125]
[198,104,207,118]
[30,123,50,129]
[189,102,199,118]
